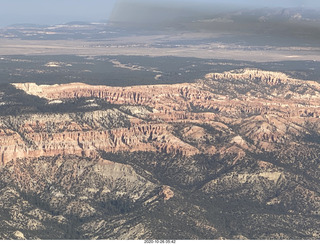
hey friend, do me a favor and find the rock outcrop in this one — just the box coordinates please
[13,69,320,122]
[0,117,199,165]
[159,185,174,201]
[206,69,300,86]
[1,69,320,239]
[9,69,320,163]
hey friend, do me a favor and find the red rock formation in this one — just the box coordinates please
[6,69,320,164]
[13,70,320,120]
[159,185,174,201]
[0,123,199,165]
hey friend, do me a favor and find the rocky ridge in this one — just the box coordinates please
[8,69,320,162]
[1,69,320,239]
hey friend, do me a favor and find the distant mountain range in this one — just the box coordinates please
[1,5,319,47]
[109,3,320,46]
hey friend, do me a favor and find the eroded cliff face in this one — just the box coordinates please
[0,111,200,165]
[8,69,320,165]
[1,69,320,239]
[13,69,320,119]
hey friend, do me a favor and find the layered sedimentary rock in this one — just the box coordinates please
[8,69,320,164]
[0,116,199,165]
[13,69,320,120]
[1,68,320,239]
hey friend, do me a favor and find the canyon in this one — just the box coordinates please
[5,69,320,164]
[1,69,320,239]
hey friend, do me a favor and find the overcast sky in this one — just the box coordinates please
[0,0,319,27]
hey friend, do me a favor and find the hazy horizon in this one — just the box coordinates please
[0,0,117,27]
[0,0,320,27]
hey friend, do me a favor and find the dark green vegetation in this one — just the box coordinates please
[0,55,319,86]
[1,145,320,239]
[100,146,320,239]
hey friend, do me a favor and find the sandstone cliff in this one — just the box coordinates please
[0,112,199,165]
[1,68,320,239]
[8,69,320,164]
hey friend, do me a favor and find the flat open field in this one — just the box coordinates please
[1,37,320,62]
